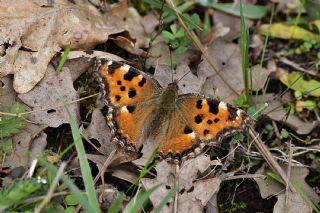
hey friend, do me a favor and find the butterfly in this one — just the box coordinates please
[95,59,252,163]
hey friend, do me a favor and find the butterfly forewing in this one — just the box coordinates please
[96,59,162,150]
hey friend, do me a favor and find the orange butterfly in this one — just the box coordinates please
[95,59,252,163]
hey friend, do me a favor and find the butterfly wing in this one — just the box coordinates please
[157,94,252,161]
[95,59,161,151]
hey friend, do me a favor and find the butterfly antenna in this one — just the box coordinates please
[177,69,192,83]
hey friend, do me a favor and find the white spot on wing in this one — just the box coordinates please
[121,106,128,112]
[219,101,227,110]
[188,132,196,139]
[236,109,242,116]
[107,60,113,66]
[122,64,130,71]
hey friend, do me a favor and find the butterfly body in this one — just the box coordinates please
[95,59,252,162]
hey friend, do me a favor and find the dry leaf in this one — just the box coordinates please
[212,10,253,41]
[252,94,315,134]
[250,63,274,91]
[29,132,47,163]
[18,66,80,127]
[153,64,203,94]
[274,193,312,213]
[142,155,221,212]
[0,0,126,93]
[198,38,243,101]
[259,23,320,42]
[3,123,47,168]
[87,108,115,156]
[0,76,16,107]
[255,164,319,203]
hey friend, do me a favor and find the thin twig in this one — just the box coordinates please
[221,174,266,181]
[34,162,67,213]
[93,149,117,184]
[249,127,296,192]
[285,140,293,213]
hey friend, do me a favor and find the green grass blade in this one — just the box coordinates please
[37,157,92,212]
[127,147,158,193]
[154,187,176,213]
[56,43,71,73]
[64,105,100,213]
[108,192,125,213]
[123,184,161,213]
[240,0,251,105]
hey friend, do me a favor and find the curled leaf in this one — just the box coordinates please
[279,71,320,97]
[259,23,320,42]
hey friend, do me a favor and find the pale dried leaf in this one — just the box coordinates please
[251,64,272,91]
[87,108,114,156]
[255,164,319,203]
[212,11,253,41]
[0,0,126,93]
[0,76,16,106]
[3,123,47,168]
[198,38,243,101]
[153,64,203,94]
[273,193,312,213]
[18,66,80,127]
[29,132,47,164]
[141,155,221,212]
[252,94,315,134]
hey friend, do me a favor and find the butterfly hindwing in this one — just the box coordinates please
[157,95,252,161]
[96,59,161,150]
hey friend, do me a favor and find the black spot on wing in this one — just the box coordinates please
[184,126,193,134]
[207,99,219,114]
[128,89,137,98]
[207,119,212,124]
[127,105,136,113]
[117,80,122,85]
[214,118,220,123]
[138,78,146,87]
[203,129,210,136]
[195,114,203,124]
[196,100,203,109]
[227,105,238,121]
[120,86,126,91]
[108,62,122,74]
[115,95,121,101]
[124,68,139,81]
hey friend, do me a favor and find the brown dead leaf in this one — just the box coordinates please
[153,64,203,94]
[29,132,47,163]
[0,76,16,107]
[0,0,126,93]
[255,164,319,204]
[212,10,253,41]
[18,66,80,127]
[141,13,159,34]
[87,108,115,156]
[198,38,243,101]
[145,41,198,69]
[3,123,47,168]
[141,155,221,212]
[274,193,312,213]
[125,7,150,49]
[251,62,275,91]
[252,94,315,134]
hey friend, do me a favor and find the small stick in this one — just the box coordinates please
[34,162,67,213]
[249,127,295,192]
[93,149,117,184]
[285,140,293,213]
